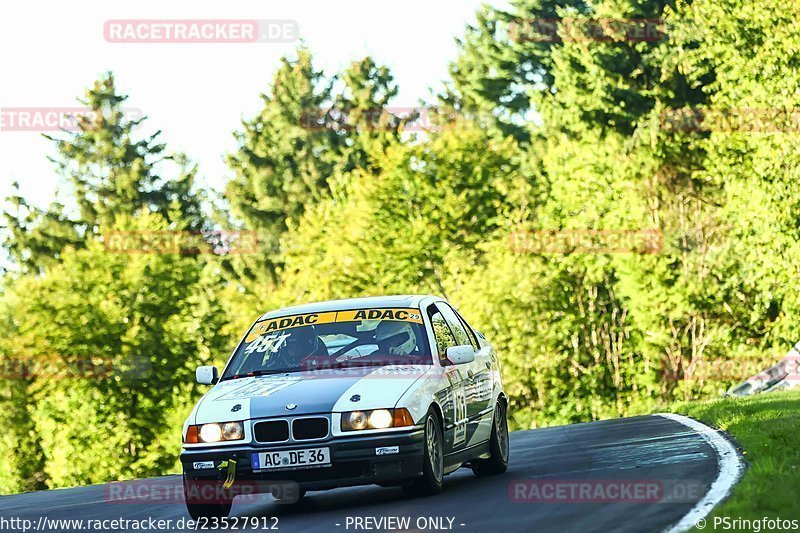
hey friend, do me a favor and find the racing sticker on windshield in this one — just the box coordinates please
[243,332,290,357]
[246,312,338,342]
[337,308,423,323]
[245,308,423,342]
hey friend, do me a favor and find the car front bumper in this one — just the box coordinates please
[180,428,425,492]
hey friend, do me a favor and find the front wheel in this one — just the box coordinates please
[402,409,444,497]
[472,400,509,477]
[183,475,233,520]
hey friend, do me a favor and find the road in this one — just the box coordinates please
[0,414,738,533]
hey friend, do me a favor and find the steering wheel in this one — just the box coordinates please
[298,353,329,369]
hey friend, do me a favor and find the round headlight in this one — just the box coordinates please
[368,409,393,429]
[348,411,368,430]
[199,423,223,443]
[222,422,244,441]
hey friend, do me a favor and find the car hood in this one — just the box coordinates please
[192,365,431,424]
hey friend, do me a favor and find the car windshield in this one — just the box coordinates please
[221,308,431,380]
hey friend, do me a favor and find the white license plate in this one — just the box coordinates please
[252,447,331,471]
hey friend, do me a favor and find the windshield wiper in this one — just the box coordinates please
[220,369,285,381]
[317,360,390,370]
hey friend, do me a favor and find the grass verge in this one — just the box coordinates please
[669,389,800,524]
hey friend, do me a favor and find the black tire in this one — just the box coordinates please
[472,400,509,477]
[183,475,233,520]
[402,409,444,497]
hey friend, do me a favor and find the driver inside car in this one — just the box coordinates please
[281,326,328,367]
[280,326,328,365]
[375,321,421,356]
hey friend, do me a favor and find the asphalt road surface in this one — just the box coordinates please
[0,415,734,533]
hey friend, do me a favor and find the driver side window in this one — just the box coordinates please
[435,303,473,348]
[427,306,457,365]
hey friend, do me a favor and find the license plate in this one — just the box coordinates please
[252,447,331,471]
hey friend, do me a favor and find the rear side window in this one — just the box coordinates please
[427,306,457,364]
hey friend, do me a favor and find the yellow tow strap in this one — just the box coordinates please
[217,459,237,489]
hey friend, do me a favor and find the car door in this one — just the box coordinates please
[427,305,469,452]
[453,308,497,444]
[435,302,493,446]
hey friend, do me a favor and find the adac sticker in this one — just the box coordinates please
[245,308,422,342]
[245,312,338,342]
[336,308,423,324]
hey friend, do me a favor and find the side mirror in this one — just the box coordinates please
[196,365,219,385]
[446,345,475,365]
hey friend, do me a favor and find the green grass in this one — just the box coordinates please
[669,390,800,522]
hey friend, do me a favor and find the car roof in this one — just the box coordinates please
[258,294,442,321]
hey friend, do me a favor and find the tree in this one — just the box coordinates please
[0,213,231,488]
[0,75,221,491]
[223,49,407,286]
[3,73,204,274]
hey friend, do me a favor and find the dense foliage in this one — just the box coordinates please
[2,0,799,493]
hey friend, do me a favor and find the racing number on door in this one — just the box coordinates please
[453,386,467,446]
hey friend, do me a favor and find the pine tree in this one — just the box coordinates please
[3,73,203,273]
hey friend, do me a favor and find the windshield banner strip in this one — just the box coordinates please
[245,308,423,342]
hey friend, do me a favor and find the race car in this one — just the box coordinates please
[180,295,509,518]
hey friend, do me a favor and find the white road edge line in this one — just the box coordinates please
[657,413,745,533]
